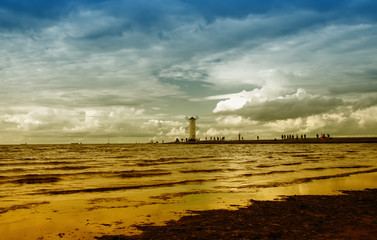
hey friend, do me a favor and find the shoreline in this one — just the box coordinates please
[168,137,377,144]
[1,137,376,145]
[97,188,377,240]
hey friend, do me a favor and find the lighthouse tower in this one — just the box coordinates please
[186,116,199,141]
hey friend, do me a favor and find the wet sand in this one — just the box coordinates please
[97,188,377,240]
[172,137,377,144]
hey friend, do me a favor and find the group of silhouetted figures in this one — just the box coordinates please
[174,133,332,143]
[175,138,196,142]
[281,134,307,140]
[207,136,226,141]
[279,133,331,140]
[175,136,227,142]
[317,133,331,139]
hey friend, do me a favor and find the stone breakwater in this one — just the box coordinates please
[170,137,377,144]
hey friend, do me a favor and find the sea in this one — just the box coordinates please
[0,143,376,239]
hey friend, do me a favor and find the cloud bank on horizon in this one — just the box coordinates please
[0,0,376,143]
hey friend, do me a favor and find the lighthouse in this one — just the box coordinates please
[185,116,199,141]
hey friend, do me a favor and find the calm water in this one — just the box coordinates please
[1,143,377,239]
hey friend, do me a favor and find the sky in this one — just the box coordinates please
[1,0,377,144]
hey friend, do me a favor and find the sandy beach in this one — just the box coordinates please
[97,188,377,240]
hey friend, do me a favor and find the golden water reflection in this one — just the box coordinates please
[0,143,376,239]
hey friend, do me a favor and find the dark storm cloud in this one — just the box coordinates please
[183,0,377,24]
[351,95,377,111]
[0,0,75,31]
[0,0,184,34]
[1,0,376,62]
[329,69,377,95]
[234,96,344,122]
[329,82,377,95]
[181,0,344,20]
[2,0,376,34]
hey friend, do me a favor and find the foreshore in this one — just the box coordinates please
[169,137,377,144]
[97,188,377,240]
[2,143,376,239]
